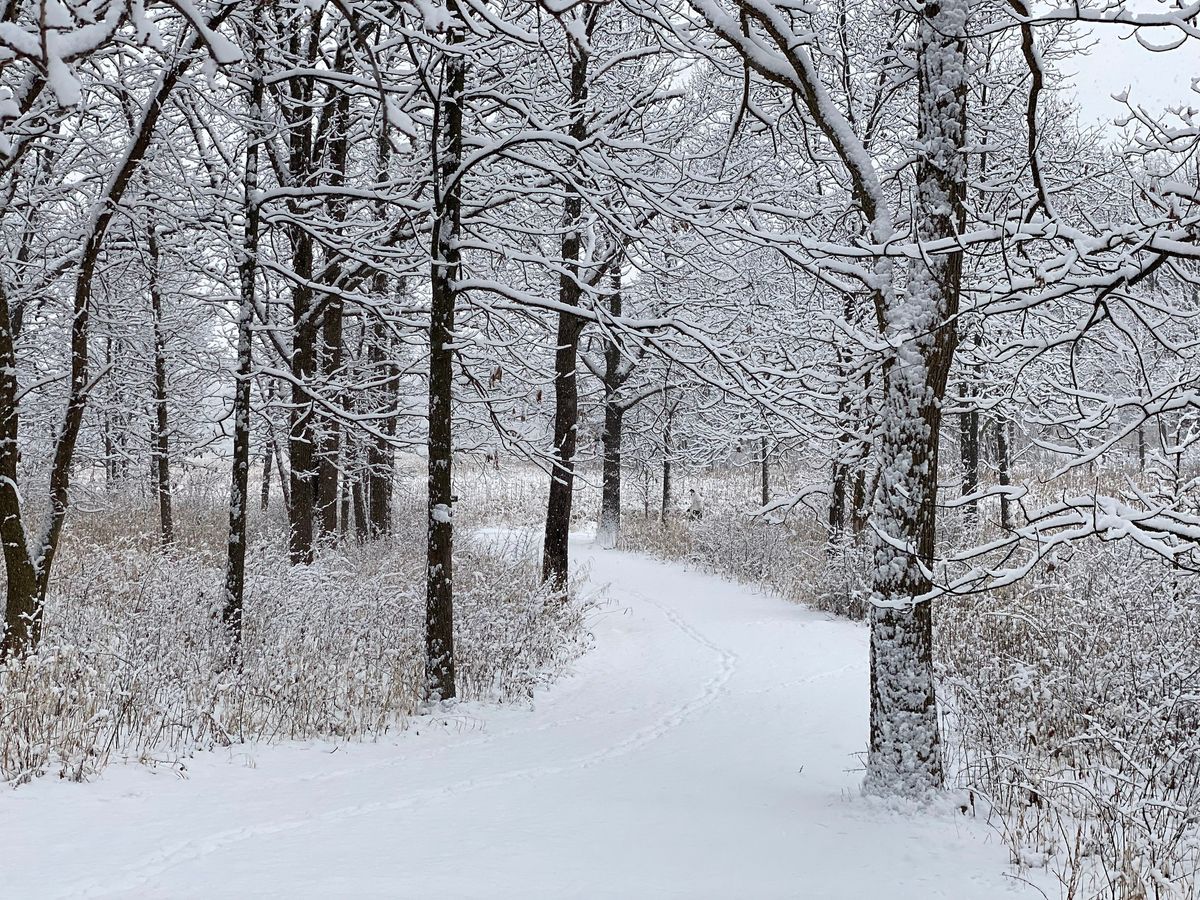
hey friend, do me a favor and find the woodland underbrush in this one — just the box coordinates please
[618,500,1200,900]
[0,487,590,787]
[939,545,1200,900]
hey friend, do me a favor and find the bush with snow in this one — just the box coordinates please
[1,494,591,787]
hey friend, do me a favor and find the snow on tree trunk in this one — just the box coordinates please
[147,227,174,549]
[596,397,623,549]
[542,14,595,591]
[222,37,264,647]
[863,0,969,797]
[425,25,467,702]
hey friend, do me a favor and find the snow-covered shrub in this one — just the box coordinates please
[0,495,590,786]
[938,542,1200,899]
[616,509,871,616]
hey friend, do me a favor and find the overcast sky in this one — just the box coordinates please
[1066,18,1197,127]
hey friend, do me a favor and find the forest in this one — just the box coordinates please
[2,0,1199,897]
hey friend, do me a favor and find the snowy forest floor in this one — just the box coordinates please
[3,534,1049,899]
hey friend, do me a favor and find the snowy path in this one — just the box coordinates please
[3,541,1043,899]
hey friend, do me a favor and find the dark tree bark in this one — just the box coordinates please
[286,287,317,563]
[103,337,117,486]
[959,385,979,526]
[597,395,623,546]
[260,378,278,513]
[541,11,598,591]
[996,419,1012,531]
[828,459,847,542]
[283,12,320,565]
[147,228,174,549]
[367,317,395,537]
[425,22,467,702]
[850,466,869,535]
[760,435,770,507]
[314,77,350,542]
[661,404,673,523]
[261,436,274,512]
[352,476,369,543]
[542,309,585,586]
[222,37,265,647]
[314,293,343,541]
[0,281,39,655]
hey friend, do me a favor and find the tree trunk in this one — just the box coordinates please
[597,398,623,548]
[661,408,673,522]
[352,477,369,543]
[222,51,263,647]
[850,466,868,535]
[425,24,466,702]
[959,385,979,526]
[596,268,626,549]
[541,16,595,591]
[760,435,770,507]
[284,14,318,565]
[314,294,343,541]
[147,228,174,549]
[261,428,274,512]
[542,316,584,587]
[367,317,394,537]
[828,459,847,544]
[0,282,40,655]
[996,419,1011,531]
[314,82,350,543]
[864,0,969,797]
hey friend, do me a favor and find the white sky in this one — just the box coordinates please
[1066,19,1198,126]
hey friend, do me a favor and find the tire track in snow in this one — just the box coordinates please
[59,566,738,900]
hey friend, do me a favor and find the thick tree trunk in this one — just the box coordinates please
[314,83,350,543]
[864,0,969,797]
[287,297,317,562]
[541,17,595,591]
[0,283,40,655]
[425,26,466,702]
[284,13,319,565]
[542,316,584,587]
[147,228,174,549]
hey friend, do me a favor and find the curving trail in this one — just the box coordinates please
[2,539,1044,899]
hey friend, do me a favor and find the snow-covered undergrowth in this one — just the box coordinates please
[939,545,1200,899]
[1,494,590,788]
[616,494,1200,899]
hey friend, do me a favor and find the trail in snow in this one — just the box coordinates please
[2,539,1046,900]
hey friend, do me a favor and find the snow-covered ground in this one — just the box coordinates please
[3,539,1045,899]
